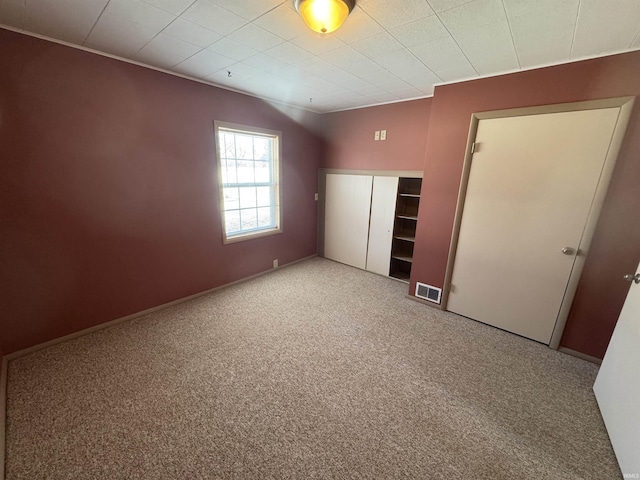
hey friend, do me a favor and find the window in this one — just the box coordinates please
[214,121,282,244]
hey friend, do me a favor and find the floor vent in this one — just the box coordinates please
[415,282,442,304]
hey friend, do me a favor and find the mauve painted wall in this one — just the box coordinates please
[0,29,322,354]
[410,52,640,359]
[321,99,432,171]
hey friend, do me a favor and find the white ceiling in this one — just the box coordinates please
[1,0,639,113]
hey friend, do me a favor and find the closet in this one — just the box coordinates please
[323,172,422,282]
[447,104,629,344]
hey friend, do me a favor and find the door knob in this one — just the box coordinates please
[561,247,576,255]
[623,273,640,284]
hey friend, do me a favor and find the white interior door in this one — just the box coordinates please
[448,108,621,344]
[366,176,399,276]
[594,264,640,477]
[324,173,373,269]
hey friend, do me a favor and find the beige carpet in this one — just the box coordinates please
[5,257,620,479]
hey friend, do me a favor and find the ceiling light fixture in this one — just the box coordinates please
[294,0,355,34]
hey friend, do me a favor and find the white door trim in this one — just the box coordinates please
[442,96,635,348]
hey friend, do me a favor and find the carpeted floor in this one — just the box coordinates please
[5,257,620,479]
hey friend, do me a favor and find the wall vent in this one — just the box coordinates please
[415,282,442,304]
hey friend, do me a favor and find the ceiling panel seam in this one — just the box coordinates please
[500,0,521,69]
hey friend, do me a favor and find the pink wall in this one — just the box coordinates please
[3,27,639,361]
[321,99,432,171]
[411,52,640,359]
[0,30,322,354]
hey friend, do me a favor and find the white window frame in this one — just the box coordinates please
[214,121,283,244]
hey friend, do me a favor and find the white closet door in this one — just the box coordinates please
[366,176,399,276]
[594,261,640,476]
[448,108,621,344]
[324,174,373,269]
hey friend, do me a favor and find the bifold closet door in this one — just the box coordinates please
[324,173,373,269]
[448,107,621,344]
[366,176,399,276]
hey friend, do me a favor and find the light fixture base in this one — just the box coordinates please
[294,0,356,34]
[294,0,355,10]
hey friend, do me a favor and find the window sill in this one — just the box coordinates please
[223,227,282,245]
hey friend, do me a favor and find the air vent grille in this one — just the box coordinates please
[415,282,442,304]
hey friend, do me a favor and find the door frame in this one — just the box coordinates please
[441,96,635,349]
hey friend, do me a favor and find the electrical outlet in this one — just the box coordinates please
[273,259,278,268]
[381,129,387,140]
[374,130,380,141]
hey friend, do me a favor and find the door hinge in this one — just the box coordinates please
[470,142,476,154]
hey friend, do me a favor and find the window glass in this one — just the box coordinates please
[215,123,282,243]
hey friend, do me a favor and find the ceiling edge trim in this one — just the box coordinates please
[0,24,323,115]
[324,95,433,113]
[431,47,640,90]
[2,24,639,115]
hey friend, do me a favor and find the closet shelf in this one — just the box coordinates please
[389,271,410,283]
[389,177,421,281]
[394,235,416,242]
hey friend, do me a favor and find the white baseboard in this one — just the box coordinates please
[405,294,445,310]
[558,347,602,365]
[0,254,317,480]
[0,357,7,480]
[4,254,316,362]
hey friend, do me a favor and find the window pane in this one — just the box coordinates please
[223,187,239,211]
[255,161,270,183]
[222,134,235,160]
[241,209,258,230]
[257,207,273,228]
[236,160,254,184]
[256,186,271,207]
[221,159,237,185]
[225,210,241,234]
[239,187,257,209]
[235,134,253,160]
[216,125,280,241]
[254,137,270,160]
